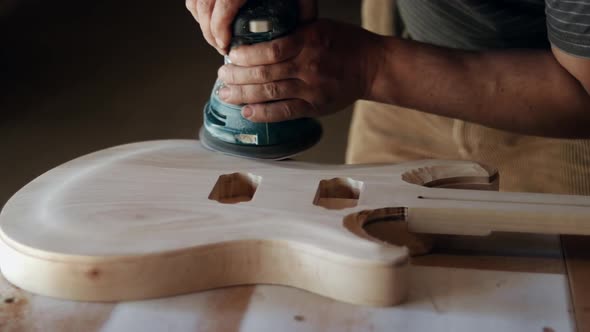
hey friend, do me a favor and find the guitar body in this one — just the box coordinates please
[1,140,588,306]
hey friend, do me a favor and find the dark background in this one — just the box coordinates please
[0,0,361,207]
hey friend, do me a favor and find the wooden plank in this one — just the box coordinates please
[562,235,590,332]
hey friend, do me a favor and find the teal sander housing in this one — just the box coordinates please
[199,0,322,160]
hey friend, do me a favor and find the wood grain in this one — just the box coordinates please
[1,140,590,306]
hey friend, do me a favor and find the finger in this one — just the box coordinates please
[228,33,302,66]
[196,0,217,49]
[186,0,199,22]
[218,62,298,84]
[211,0,247,52]
[242,99,314,122]
[219,80,305,104]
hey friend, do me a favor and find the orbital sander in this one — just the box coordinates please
[199,0,322,160]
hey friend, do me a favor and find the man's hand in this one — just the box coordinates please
[216,20,384,122]
[186,0,318,54]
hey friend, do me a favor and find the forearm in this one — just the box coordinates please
[369,37,590,138]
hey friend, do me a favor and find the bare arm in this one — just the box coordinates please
[370,37,590,138]
[218,20,590,139]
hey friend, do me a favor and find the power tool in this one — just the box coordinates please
[199,0,322,160]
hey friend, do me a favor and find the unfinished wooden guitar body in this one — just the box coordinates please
[2,140,590,306]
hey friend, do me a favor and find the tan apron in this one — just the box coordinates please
[346,0,590,195]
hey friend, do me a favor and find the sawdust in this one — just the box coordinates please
[0,291,31,332]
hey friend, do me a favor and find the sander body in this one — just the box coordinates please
[199,0,322,160]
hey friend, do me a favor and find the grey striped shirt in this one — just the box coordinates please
[396,0,590,57]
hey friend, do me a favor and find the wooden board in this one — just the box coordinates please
[1,139,590,306]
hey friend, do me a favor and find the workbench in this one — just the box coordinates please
[1,237,585,332]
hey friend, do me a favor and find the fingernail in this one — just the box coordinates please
[215,38,225,50]
[242,106,253,119]
[217,66,226,79]
[228,49,237,62]
[218,87,230,100]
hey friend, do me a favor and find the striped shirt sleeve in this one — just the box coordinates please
[546,0,590,57]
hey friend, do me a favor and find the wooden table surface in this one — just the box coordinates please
[0,251,576,332]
